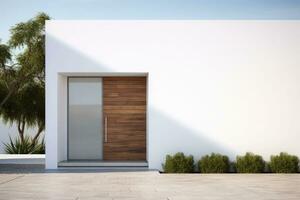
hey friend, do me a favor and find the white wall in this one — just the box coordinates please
[46,20,300,169]
[0,122,40,153]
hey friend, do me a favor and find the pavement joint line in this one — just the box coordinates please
[0,174,25,186]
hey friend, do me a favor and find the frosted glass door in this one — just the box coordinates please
[68,78,103,160]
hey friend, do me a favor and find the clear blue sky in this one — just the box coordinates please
[1,0,300,42]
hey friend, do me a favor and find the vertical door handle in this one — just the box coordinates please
[104,116,108,143]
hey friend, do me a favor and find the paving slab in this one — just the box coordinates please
[0,170,299,200]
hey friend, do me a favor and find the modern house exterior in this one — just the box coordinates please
[45,20,300,169]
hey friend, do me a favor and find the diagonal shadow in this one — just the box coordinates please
[43,34,237,172]
[148,108,236,170]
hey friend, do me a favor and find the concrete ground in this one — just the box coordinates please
[0,167,299,200]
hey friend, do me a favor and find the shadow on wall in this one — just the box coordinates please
[47,35,237,170]
[47,35,111,73]
[149,108,237,169]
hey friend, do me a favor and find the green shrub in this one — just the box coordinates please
[269,152,299,173]
[230,162,237,173]
[4,136,45,154]
[162,152,194,173]
[33,138,45,154]
[236,152,265,173]
[198,153,230,173]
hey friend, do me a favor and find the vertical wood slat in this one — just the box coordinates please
[103,77,146,161]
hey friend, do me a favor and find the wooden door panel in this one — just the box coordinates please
[103,77,146,161]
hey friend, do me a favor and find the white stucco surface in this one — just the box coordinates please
[46,20,300,169]
[0,122,39,153]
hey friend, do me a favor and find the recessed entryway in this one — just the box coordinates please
[66,76,147,166]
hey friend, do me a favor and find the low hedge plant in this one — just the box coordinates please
[198,153,230,173]
[236,152,265,173]
[162,152,194,173]
[269,152,299,173]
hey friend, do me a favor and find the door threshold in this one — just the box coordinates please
[58,160,148,167]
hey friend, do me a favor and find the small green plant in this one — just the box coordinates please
[236,152,265,173]
[198,153,230,173]
[162,152,194,173]
[269,152,299,173]
[33,138,45,154]
[4,135,45,154]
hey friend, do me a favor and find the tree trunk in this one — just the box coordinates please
[17,118,25,143]
[32,125,44,144]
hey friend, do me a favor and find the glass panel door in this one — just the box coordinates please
[68,77,103,160]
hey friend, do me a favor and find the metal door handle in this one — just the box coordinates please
[104,116,108,143]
